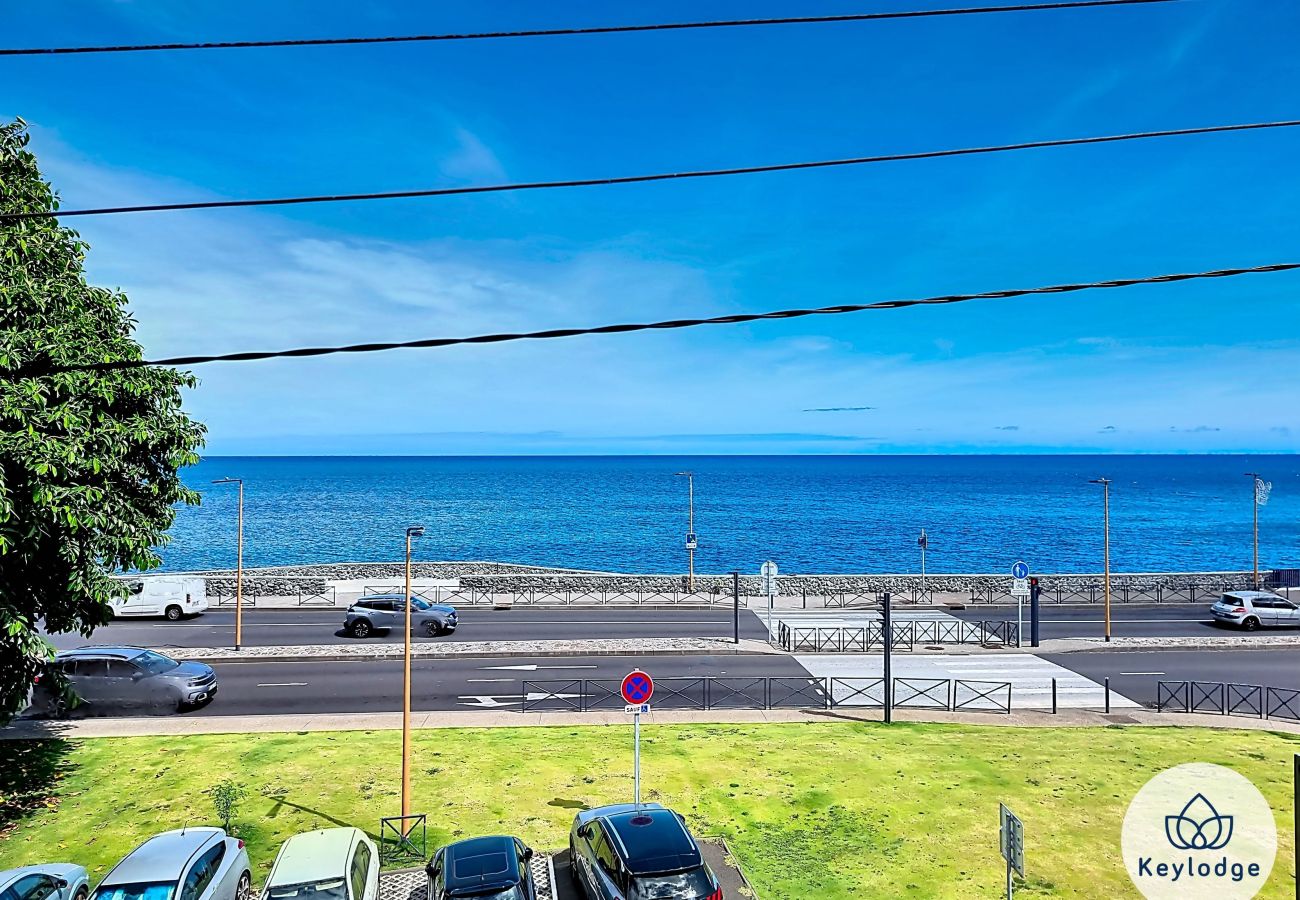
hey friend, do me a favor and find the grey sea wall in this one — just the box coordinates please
[155,561,1267,599]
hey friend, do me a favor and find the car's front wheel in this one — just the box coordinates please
[1243,617,1261,631]
[235,871,251,900]
[350,619,373,638]
[73,887,88,900]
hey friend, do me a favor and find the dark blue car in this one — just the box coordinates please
[569,804,720,899]
[426,836,536,900]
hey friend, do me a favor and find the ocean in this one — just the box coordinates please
[161,456,1299,575]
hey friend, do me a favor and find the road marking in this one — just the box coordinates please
[480,664,600,671]
[256,682,309,687]
[147,622,338,627]
[1118,671,1166,676]
[467,678,516,683]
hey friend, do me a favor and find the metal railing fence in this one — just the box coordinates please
[521,676,1011,714]
[1156,680,1300,721]
[777,620,1019,651]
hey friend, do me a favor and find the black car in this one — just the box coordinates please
[569,804,720,900]
[427,835,537,900]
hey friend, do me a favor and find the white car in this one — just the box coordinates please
[111,577,208,621]
[1211,591,1300,630]
[262,828,378,900]
[92,828,250,900]
[0,864,89,900]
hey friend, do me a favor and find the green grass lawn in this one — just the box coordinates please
[1,722,1296,898]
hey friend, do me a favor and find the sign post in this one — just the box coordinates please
[1011,561,1029,647]
[999,803,1024,899]
[621,670,654,809]
[760,560,779,635]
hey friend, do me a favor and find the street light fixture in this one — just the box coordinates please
[674,472,697,593]
[1245,472,1269,589]
[211,478,244,651]
[1089,478,1112,642]
[401,524,425,828]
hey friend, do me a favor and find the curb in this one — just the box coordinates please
[172,643,781,664]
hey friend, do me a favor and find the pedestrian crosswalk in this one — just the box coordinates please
[794,653,1138,709]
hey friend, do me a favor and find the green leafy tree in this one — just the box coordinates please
[210,779,246,833]
[0,118,206,721]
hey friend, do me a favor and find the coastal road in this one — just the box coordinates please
[949,603,1227,639]
[46,607,771,651]
[150,653,813,717]
[1044,648,1300,708]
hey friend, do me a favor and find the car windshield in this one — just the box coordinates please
[450,888,524,900]
[631,868,714,898]
[410,597,434,611]
[92,883,176,900]
[266,880,348,900]
[132,650,179,674]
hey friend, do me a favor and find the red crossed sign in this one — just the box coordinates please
[621,669,654,705]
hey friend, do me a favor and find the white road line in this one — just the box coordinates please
[148,622,337,627]
[1119,671,1166,676]
[467,678,516,683]
[256,682,308,687]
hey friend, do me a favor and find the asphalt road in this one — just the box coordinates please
[1046,648,1300,707]
[950,603,1235,639]
[185,653,812,717]
[47,607,770,651]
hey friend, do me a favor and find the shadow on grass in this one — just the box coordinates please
[0,738,78,835]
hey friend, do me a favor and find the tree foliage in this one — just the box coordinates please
[0,118,206,721]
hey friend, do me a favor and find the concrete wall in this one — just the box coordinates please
[151,561,1266,599]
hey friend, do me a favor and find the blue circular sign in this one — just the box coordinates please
[621,670,654,704]
[1012,561,1029,579]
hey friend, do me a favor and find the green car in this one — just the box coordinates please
[261,829,378,900]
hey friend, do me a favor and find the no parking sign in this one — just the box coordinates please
[621,669,654,706]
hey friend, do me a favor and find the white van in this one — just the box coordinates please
[111,576,209,620]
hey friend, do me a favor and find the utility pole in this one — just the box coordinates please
[732,571,740,645]
[675,472,696,593]
[401,524,425,828]
[1089,478,1112,642]
[211,478,244,651]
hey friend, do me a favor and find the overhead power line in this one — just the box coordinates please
[7,119,1298,223]
[22,262,1298,377]
[1,0,1177,57]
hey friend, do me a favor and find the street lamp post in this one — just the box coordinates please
[401,524,426,826]
[674,472,696,593]
[211,478,244,651]
[1089,478,1112,642]
[918,528,928,601]
[1245,472,1268,589]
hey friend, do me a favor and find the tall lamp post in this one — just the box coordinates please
[401,524,425,827]
[1245,472,1270,588]
[674,472,697,593]
[211,478,244,651]
[1089,478,1112,642]
[918,528,928,600]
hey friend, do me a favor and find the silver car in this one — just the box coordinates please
[344,594,457,639]
[0,864,89,900]
[38,647,218,716]
[92,828,251,900]
[1211,591,1300,630]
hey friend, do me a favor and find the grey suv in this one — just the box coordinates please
[35,647,218,716]
[344,594,457,639]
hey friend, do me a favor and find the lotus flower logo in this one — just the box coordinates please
[1165,793,1234,850]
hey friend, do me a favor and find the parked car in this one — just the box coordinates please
[426,836,536,900]
[91,828,250,900]
[111,576,209,620]
[0,864,89,900]
[569,804,720,900]
[33,647,217,716]
[343,594,457,639]
[262,828,378,900]
[1211,591,1300,630]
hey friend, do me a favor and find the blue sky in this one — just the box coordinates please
[6,0,1300,454]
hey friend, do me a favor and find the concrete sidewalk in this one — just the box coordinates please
[6,705,1297,740]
